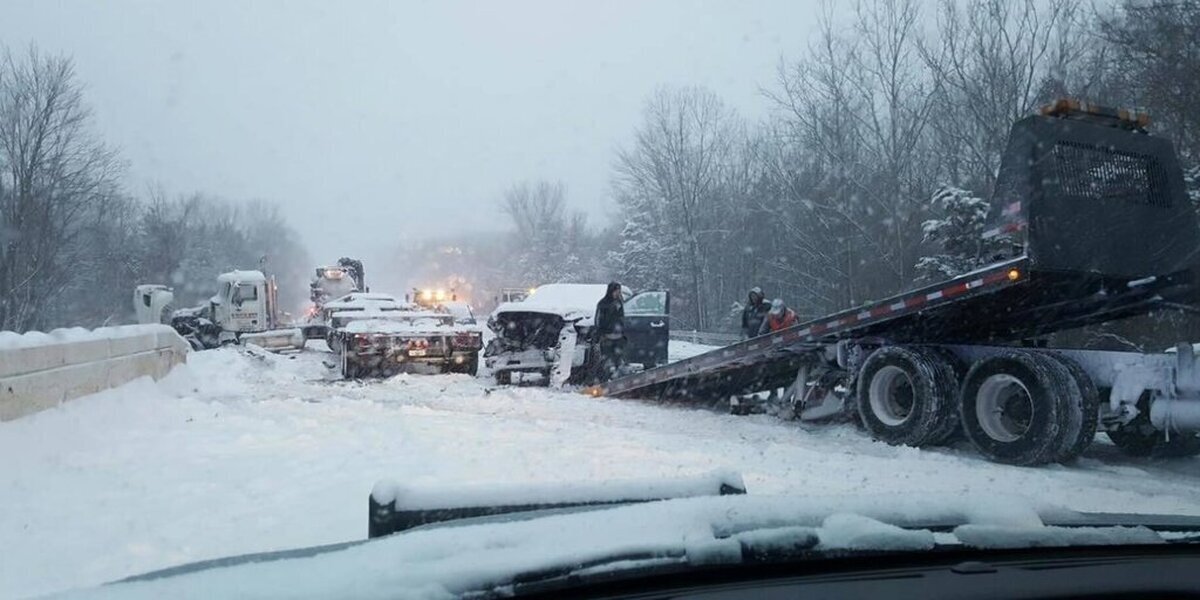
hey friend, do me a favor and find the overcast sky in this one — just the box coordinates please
[2,0,823,264]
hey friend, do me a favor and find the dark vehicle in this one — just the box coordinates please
[623,290,670,369]
[595,99,1200,466]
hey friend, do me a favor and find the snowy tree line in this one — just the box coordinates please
[0,46,309,333]
[605,0,1200,338]
[434,0,1200,343]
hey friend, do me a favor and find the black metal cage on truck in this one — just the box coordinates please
[589,99,1200,465]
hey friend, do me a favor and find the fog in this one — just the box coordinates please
[0,0,821,266]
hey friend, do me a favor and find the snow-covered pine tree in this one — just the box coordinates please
[914,186,1007,283]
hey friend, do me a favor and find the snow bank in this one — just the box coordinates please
[0,324,172,352]
[0,324,188,421]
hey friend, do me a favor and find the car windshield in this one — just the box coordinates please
[3,1,1200,599]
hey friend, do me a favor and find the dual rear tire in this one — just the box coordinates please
[858,346,1100,466]
[857,346,959,448]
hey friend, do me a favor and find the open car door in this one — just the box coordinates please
[623,290,669,369]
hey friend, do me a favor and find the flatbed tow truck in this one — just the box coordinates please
[591,99,1200,465]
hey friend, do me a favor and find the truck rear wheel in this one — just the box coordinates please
[1042,352,1100,462]
[959,350,1068,466]
[857,346,958,448]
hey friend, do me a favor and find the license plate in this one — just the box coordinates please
[409,349,427,357]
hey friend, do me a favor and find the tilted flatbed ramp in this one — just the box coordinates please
[593,254,1194,401]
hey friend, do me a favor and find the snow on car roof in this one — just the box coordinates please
[492,283,629,320]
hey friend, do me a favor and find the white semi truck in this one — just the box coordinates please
[134,270,305,352]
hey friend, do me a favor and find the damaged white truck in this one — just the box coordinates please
[484,283,670,386]
[134,270,305,352]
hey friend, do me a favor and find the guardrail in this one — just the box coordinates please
[0,324,188,422]
[669,330,742,347]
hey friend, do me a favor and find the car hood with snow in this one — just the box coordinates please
[58,483,1196,599]
[490,283,629,327]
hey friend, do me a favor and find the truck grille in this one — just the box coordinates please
[1051,141,1171,208]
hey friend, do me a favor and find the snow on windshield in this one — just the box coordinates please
[51,491,1137,599]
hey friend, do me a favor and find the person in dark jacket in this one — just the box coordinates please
[758,298,798,335]
[592,281,625,382]
[741,287,770,339]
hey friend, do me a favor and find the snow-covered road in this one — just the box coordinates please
[4,344,1200,598]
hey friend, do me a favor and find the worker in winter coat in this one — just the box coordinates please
[741,286,770,339]
[592,281,626,382]
[758,298,798,335]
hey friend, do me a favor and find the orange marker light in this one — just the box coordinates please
[1008,268,1021,281]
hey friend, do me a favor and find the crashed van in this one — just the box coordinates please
[484,283,669,386]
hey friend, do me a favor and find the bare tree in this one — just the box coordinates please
[1096,0,1200,164]
[921,0,1086,193]
[0,46,123,331]
[500,180,594,285]
[614,86,741,329]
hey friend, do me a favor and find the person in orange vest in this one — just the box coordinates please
[758,298,798,335]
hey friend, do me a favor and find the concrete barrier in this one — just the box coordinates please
[0,324,189,421]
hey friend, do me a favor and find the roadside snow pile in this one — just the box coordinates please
[0,324,173,350]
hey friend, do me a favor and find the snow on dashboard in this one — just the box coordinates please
[370,469,745,509]
[60,492,1097,600]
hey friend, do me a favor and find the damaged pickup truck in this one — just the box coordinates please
[483,283,669,386]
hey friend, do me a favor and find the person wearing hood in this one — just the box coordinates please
[592,282,626,381]
[741,287,770,339]
[758,298,798,335]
